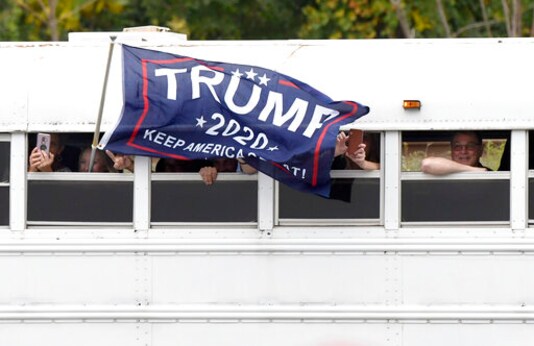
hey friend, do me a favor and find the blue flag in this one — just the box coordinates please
[100,44,369,197]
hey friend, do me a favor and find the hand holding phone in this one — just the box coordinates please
[37,133,51,154]
[348,129,364,154]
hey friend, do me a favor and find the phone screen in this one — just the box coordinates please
[36,133,51,154]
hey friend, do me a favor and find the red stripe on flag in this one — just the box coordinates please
[128,58,193,154]
[279,79,299,89]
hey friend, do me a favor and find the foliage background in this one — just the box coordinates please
[2,0,534,41]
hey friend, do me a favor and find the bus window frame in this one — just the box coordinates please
[26,172,134,227]
[0,133,10,228]
[275,131,384,226]
[529,170,534,225]
[400,130,512,227]
[400,171,511,227]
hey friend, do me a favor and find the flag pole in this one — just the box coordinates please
[89,36,117,172]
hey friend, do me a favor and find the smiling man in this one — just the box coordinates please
[421,131,489,175]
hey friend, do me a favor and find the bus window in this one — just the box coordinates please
[401,131,510,224]
[277,132,381,225]
[150,157,257,224]
[278,176,380,222]
[402,131,508,172]
[27,179,133,223]
[26,133,133,225]
[0,137,9,226]
[528,131,534,224]
[528,178,534,225]
[150,154,259,224]
[402,178,509,222]
[151,175,257,224]
[27,133,80,173]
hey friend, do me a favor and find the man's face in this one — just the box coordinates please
[451,133,482,167]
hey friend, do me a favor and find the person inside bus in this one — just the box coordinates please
[155,157,205,173]
[197,158,257,185]
[333,131,380,170]
[78,147,117,172]
[420,131,489,175]
[28,133,71,172]
[105,151,135,172]
[155,157,256,185]
[198,158,238,186]
[108,153,256,185]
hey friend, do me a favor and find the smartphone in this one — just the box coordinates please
[36,133,51,154]
[347,129,364,154]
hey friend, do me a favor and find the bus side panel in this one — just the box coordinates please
[151,254,388,304]
[0,324,140,346]
[2,321,533,346]
[152,323,391,346]
[402,255,534,305]
[404,324,534,346]
[0,255,140,304]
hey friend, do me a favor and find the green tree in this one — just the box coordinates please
[0,0,25,40]
[125,0,314,39]
[299,0,534,38]
[8,0,126,41]
[299,0,399,38]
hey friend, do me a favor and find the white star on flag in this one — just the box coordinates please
[245,68,257,81]
[196,116,207,128]
[232,69,244,78]
[258,73,270,86]
[267,146,279,151]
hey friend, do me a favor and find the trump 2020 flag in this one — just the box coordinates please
[100,44,369,197]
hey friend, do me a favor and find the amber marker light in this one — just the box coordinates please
[403,100,421,109]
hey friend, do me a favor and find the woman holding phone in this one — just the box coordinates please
[28,133,70,172]
[335,130,380,171]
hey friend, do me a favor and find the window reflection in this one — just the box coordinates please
[151,180,257,223]
[402,179,509,223]
[0,141,9,182]
[278,177,380,221]
[27,180,133,223]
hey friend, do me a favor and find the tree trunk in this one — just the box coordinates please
[511,0,522,37]
[479,0,493,37]
[390,0,413,38]
[435,0,452,37]
[501,0,512,36]
[48,0,59,41]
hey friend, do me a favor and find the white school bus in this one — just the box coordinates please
[1,31,534,346]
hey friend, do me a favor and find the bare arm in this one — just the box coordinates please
[237,159,257,174]
[105,150,135,172]
[334,132,348,157]
[420,157,487,175]
[346,144,381,171]
[199,166,218,185]
[28,147,55,172]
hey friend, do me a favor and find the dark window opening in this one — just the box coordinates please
[402,179,509,223]
[151,180,257,223]
[0,188,8,225]
[0,141,9,225]
[27,181,133,223]
[0,141,9,182]
[279,178,380,220]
